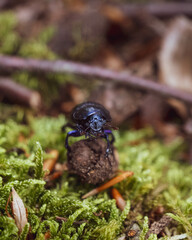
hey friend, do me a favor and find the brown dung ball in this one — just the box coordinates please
[67,138,119,184]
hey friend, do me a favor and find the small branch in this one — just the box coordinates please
[0,55,192,105]
[116,2,192,18]
[0,77,41,109]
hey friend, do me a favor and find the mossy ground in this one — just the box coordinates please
[0,11,192,240]
[0,115,192,239]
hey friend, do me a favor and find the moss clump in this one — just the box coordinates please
[0,116,192,239]
[0,12,20,54]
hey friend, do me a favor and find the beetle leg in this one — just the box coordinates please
[65,130,81,151]
[104,130,115,144]
[103,132,112,157]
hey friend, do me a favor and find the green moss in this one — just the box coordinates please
[0,117,192,239]
[0,216,18,240]
[19,40,56,60]
[34,142,44,179]
[0,12,20,54]
[20,223,30,240]
[140,216,149,240]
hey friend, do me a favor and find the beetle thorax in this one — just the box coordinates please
[89,114,105,132]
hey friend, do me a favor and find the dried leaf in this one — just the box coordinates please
[11,187,28,233]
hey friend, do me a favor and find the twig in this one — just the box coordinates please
[0,77,41,109]
[115,2,192,18]
[0,55,192,105]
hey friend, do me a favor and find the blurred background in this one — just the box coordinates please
[1,0,192,162]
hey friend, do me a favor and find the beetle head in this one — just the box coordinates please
[89,114,106,132]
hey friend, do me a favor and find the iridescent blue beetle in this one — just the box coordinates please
[64,102,116,155]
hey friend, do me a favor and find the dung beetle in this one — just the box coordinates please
[64,102,116,155]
